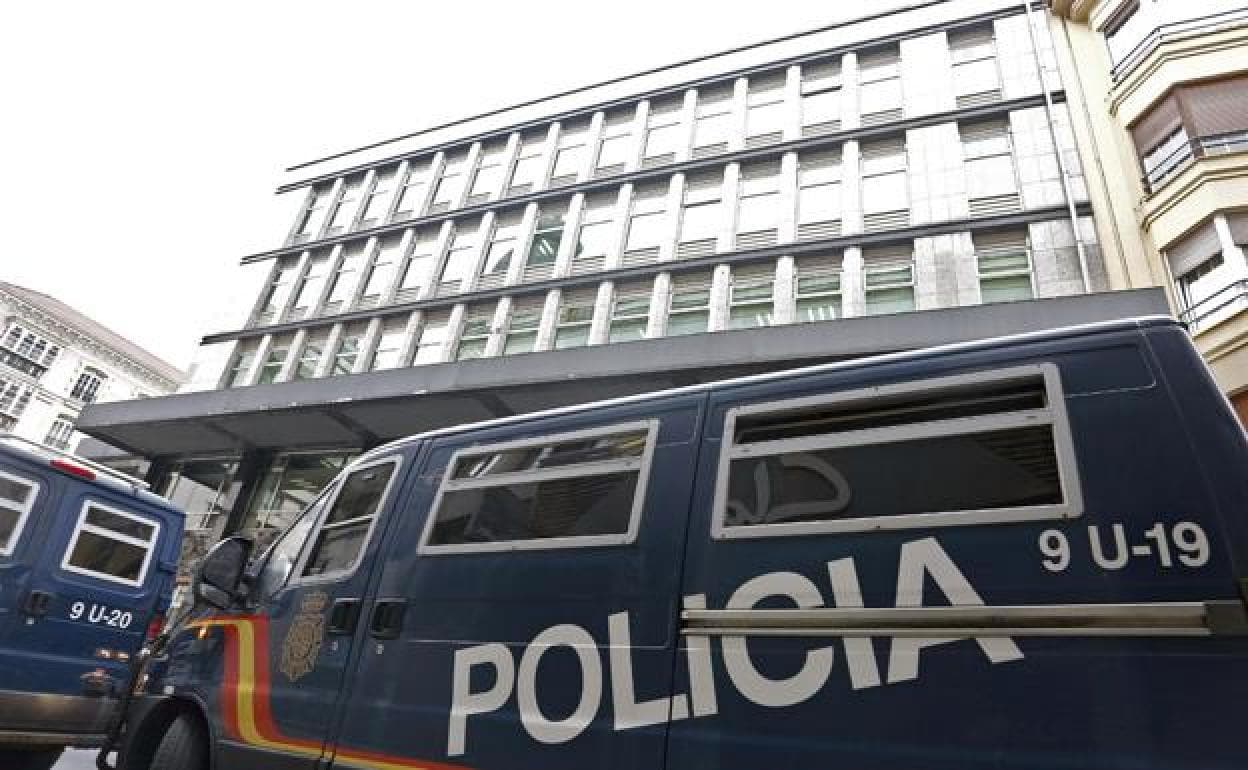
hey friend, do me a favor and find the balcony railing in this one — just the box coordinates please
[1181,279,1248,333]
[1113,8,1248,81]
[1144,131,1248,192]
[0,347,48,379]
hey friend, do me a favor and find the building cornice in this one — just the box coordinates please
[1049,0,1099,23]
[1139,154,1248,247]
[1109,24,1248,123]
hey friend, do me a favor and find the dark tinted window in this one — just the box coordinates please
[67,532,146,582]
[302,463,395,577]
[0,473,37,552]
[63,503,159,584]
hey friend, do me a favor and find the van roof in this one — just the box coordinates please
[0,436,181,512]
[353,315,1178,466]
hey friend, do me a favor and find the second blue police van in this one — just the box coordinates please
[120,317,1248,770]
[0,437,184,770]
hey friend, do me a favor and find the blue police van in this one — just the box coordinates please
[0,437,184,770]
[119,316,1248,770]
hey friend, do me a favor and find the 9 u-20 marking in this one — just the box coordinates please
[1039,522,1210,572]
[69,601,134,629]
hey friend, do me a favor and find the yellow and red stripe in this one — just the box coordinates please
[190,616,470,770]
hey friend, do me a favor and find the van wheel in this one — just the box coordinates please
[0,747,63,770]
[148,714,207,770]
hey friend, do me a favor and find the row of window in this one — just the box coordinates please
[1,324,61,373]
[231,229,1039,389]
[255,363,1072,584]
[0,470,160,588]
[1104,0,1240,75]
[286,20,1018,247]
[1131,73,1248,191]
[257,117,1027,328]
[0,379,33,419]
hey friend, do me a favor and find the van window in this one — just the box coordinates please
[422,421,657,553]
[301,461,397,578]
[0,470,39,554]
[713,364,1080,538]
[62,502,161,586]
[255,488,332,598]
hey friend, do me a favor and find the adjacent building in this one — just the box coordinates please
[78,0,1168,562]
[0,281,183,451]
[1049,0,1248,423]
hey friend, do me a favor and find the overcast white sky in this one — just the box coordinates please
[0,1,914,372]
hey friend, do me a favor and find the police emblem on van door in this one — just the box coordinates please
[280,592,328,682]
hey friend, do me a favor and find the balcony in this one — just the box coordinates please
[1112,8,1248,82]
[1143,131,1248,193]
[0,414,15,432]
[0,346,48,379]
[1181,279,1248,333]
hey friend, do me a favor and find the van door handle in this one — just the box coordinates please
[327,598,361,635]
[21,590,53,618]
[369,599,407,640]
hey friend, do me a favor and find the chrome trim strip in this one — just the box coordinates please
[680,602,1242,638]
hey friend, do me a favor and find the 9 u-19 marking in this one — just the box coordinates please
[69,601,134,629]
[1039,522,1211,572]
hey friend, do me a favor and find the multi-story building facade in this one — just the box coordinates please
[79,0,1168,560]
[0,281,183,450]
[1049,0,1248,424]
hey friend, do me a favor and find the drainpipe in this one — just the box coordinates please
[1023,0,1093,293]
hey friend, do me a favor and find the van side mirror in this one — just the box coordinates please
[193,536,253,609]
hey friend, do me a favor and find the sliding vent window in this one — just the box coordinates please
[423,422,657,552]
[303,461,397,577]
[714,365,1078,537]
[62,503,160,586]
[0,471,38,554]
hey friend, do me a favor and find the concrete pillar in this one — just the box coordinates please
[676,89,698,163]
[242,335,273,387]
[841,52,861,132]
[646,273,673,339]
[708,264,733,332]
[603,184,634,270]
[380,228,417,306]
[719,163,742,253]
[841,247,866,318]
[588,281,614,345]
[783,64,803,142]
[533,122,562,193]
[485,296,513,358]
[314,323,346,379]
[535,289,562,352]
[553,193,586,279]
[395,310,424,368]
[659,174,684,263]
[778,152,799,244]
[353,317,384,374]
[841,140,863,235]
[277,328,309,382]
[775,255,797,325]
[729,78,749,152]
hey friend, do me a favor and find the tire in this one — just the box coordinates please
[0,746,64,770]
[148,714,207,770]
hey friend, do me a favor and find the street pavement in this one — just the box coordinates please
[54,749,102,769]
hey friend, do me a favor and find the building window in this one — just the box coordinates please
[508,130,548,194]
[858,44,903,125]
[438,222,481,295]
[368,318,407,372]
[976,230,1034,303]
[1142,127,1193,190]
[293,184,332,240]
[294,331,329,379]
[301,460,396,577]
[608,282,653,343]
[395,230,439,302]
[44,416,75,451]
[555,289,596,349]
[332,324,368,376]
[737,161,782,246]
[430,150,470,212]
[795,255,843,322]
[623,183,670,259]
[412,313,450,366]
[325,242,368,312]
[678,171,724,251]
[801,57,842,136]
[596,109,636,175]
[693,84,735,156]
[861,137,909,231]
[359,166,398,228]
[467,141,508,204]
[393,160,432,220]
[0,380,34,418]
[643,96,686,166]
[728,264,776,329]
[666,274,712,336]
[479,212,523,289]
[949,24,1001,107]
[224,345,256,388]
[455,306,495,361]
[524,204,566,281]
[746,71,787,146]
[246,451,354,541]
[797,149,843,240]
[864,246,915,315]
[256,339,291,385]
[573,193,618,273]
[290,251,331,319]
[551,120,591,185]
[358,235,405,307]
[0,325,59,378]
[62,503,160,587]
[961,120,1020,215]
[70,369,105,403]
[257,258,299,324]
[159,458,239,537]
[325,175,365,234]
[502,299,543,355]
